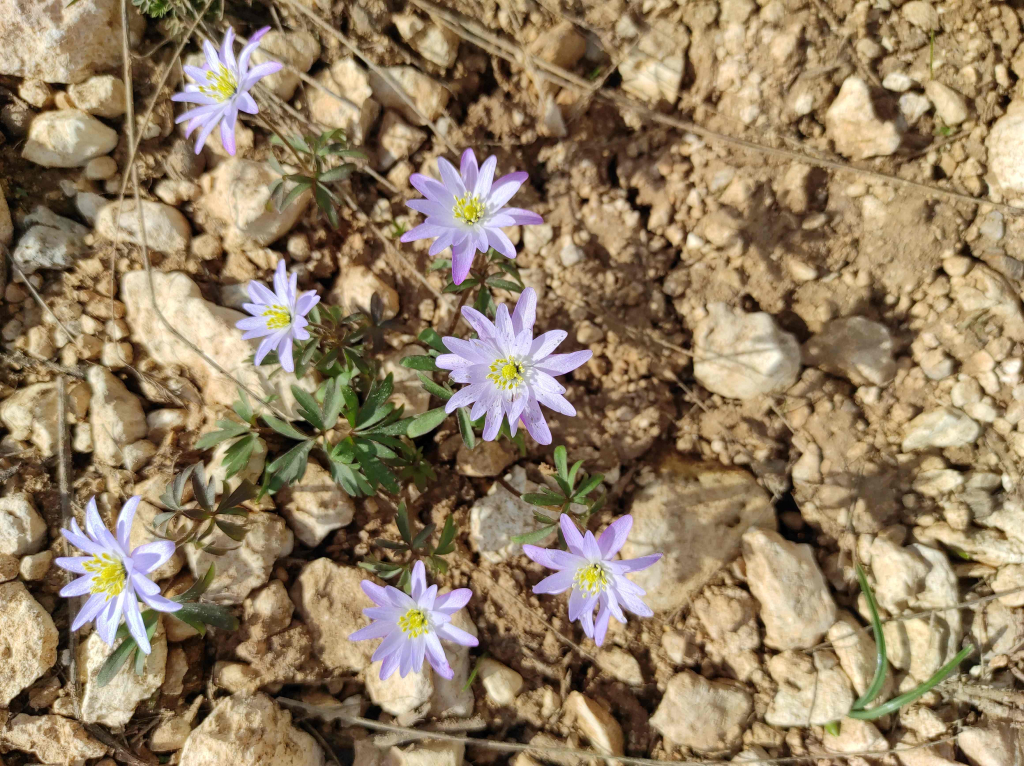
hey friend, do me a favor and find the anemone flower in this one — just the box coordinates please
[236,259,320,373]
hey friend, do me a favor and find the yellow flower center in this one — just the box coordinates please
[573,562,609,595]
[199,64,238,101]
[262,305,291,330]
[452,193,485,225]
[398,608,430,638]
[83,553,127,600]
[487,357,525,392]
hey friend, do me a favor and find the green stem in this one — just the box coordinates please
[851,563,888,710]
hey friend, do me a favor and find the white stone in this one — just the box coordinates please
[825,77,904,160]
[559,239,583,267]
[369,66,449,125]
[151,697,202,752]
[902,407,982,451]
[241,579,294,641]
[376,110,427,171]
[12,207,88,275]
[765,651,853,726]
[382,345,432,417]
[0,581,58,705]
[279,461,355,546]
[0,494,46,556]
[925,81,968,126]
[742,527,836,650]
[0,0,144,84]
[621,455,775,612]
[803,317,896,386]
[987,102,1024,194]
[393,14,460,68]
[478,658,523,706]
[429,610,476,718]
[618,21,687,104]
[85,156,118,180]
[366,664,434,717]
[0,713,107,766]
[23,110,118,167]
[693,302,801,400]
[291,559,376,673]
[78,627,166,726]
[95,198,191,254]
[329,264,399,319]
[900,92,932,125]
[251,30,321,101]
[902,1,940,31]
[469,466,554,563]
[179,693,323,766]
[87,365,148,467]
[822,718,888,755]
[120,270,315,416]
[882,72,914,92]
[201,159,309,247]
[308,58,380,143]
[186,511,293,605]
[0,380,90,457]
[19,550,53,580]
[386,742,463,766]
[650,670,752,752]
[957,724,1018,766]
[566,692,624,755]
[828,611,888,698]
[67,74,126,118]
[122,439,156,471]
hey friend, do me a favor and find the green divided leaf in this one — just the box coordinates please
[408,407,449,438]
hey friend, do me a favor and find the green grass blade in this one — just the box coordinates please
[847,644,974,721]
[851,563,888,711]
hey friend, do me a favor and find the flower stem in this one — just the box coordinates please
[257,113,309,173]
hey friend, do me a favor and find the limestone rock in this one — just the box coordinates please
[394,14,460,68]
[78,627,167,726]
[376,111,427,172]
[478,658,523,706]
[19,551,52,581]
[382,345,433,417]
[369,66,449,125]
[67,74,126,118]
[0,0,144,84]
[650,671,752,752]
[765,651,853,726]
[22,110,118,167]
[456,440,516,477]
[12,207,88,275]
[235,623,327,688]
[470,466,554,563]
[251,30,320,101]
[902,407,982,452]
[0,494,46,556]
[618,21,688,104]
[621,455,775,612]
[0,380,90,457]
[0,582,58,705]
[120,270,314,415]
[693,303,801,399]
[902,1,940,32]
[279,462,355,546]
[366,664,433,717]
[291,559,375,673]
[186,511,293,605]
[987,102,1024,194]
[925,81,968,126]
[329,265,399,319]
[241,579,294,641]
[0,714,106,766]
[825,77,904,160]
[87,365,148,467]
[742,528,836,650]
[828,611,890,698]
[308,58,380,143]
[95,199,192,254]
[201,159,310,247]
[150,697,202,752]
[565,692,624,756]
[179,693,323,766]
[429,610,477,718]
[823,718,888,755]
[957,724,1018,766]
[385,742,463,766]
[803,317,896,386]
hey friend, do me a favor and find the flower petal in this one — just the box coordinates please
[451,242,476,285]
[96,592,125,646]
[460,306,496,340]
[116,496,141,551]
[438,157,467,197]
[410,173,455,204]
[140,592,182,613]
[444,385,479,413]
[60,574,97,598]
[528,330,567,361]
[131,540,177,574]
[504,207,545,225]
[350,620,394,641]
[522,545,580,571]
[460,148,479,191]
[598,515,633,558]
[616,553,663,573]
[521,396,552,445]
[488,172,528,208]
[535,350,593,376]
[485,227,517,260]
[424,632,453,679]
[435,622,479,647]
[433,588,472,614]
[511,287,536,336]
[123,596,151,655]
[277,335,295,373]
[579,530,603,560]
[531,569,575,595]
[474,155,497,197]
[409,560,427,601]
[61,528,106,557]
[72,593,109,631]
[559,514,585,554]
[593,603,612,646]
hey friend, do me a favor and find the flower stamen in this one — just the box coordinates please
[452,193,485,225]
[261,305,291,330]
[573,562,609,595]
[487,357,525,392]
[398,608,430,638]
[199,64,238,101]
[83,553,127,600]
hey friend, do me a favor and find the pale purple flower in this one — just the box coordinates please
[171,26,282,155]
[401,148,544,284]
[56,497,181,655]
[436,287,591,445]
[236,259,320,373]
[349,561,478,681]
[523,514,661,646]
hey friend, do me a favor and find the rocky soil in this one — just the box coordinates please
[2,0,1024,764]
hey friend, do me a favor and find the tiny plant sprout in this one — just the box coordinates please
[236,259,320,373]
[401,148,543,284]
[56,497,182,655]
[350,561,478,680]
[523,514,661,646]
[172,26,283,155]
[436,287,592,444]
